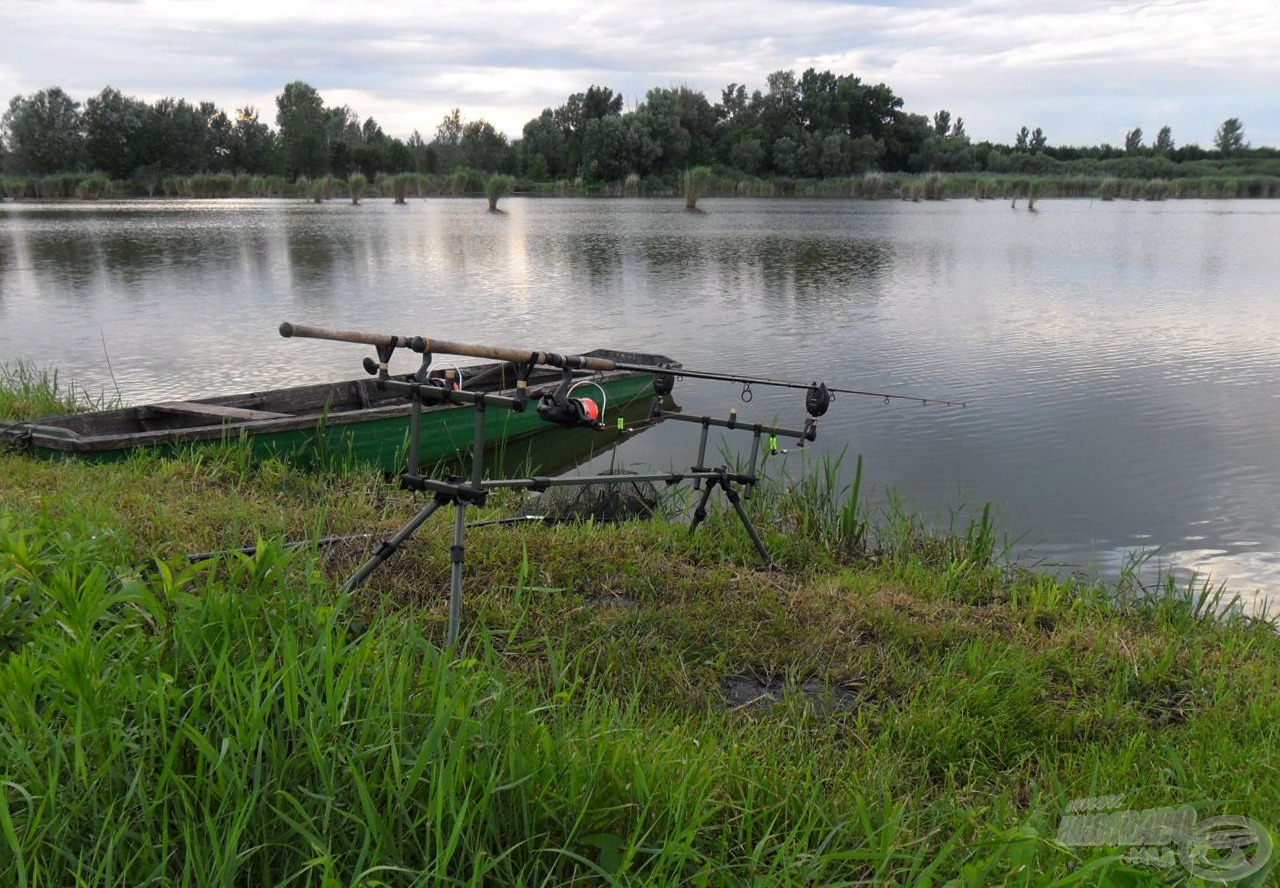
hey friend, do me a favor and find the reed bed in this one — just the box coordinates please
[3,170,1280,206]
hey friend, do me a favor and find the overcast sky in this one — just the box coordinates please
[2,0,1277,148]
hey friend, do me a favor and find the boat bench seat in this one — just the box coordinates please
[150,401,291,422]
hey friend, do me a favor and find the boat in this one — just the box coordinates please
[0,349,678,473]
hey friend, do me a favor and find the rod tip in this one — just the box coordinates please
[279,322,295,338]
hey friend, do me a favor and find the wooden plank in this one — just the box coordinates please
[151,401,291,422]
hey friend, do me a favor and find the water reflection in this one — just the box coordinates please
[23,228,101,293]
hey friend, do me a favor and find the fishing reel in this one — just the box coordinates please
[805,382,831,417]
[537,368,604,430]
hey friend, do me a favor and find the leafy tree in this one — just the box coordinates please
[83,87,147,179]
[760,70,802,139]
[1154,125,1174,155]
[551,85,623,176]
[521,109,568,178]
[913,133,974,172]
[325,104,362,175]
[382,138,414,174]
[933,110,952,138]
[580,85,623,120]
[1029,127,1047,151]
[435,108,463,146]
[1124,127,1144,154]
[579,115,629,181]
[818,133,849,177]
[729,136,764,174]
[137,97,210,175]
[674,86,717,166]
[406,130,434,172]
[1014,126,1030,152]
[204,103,234,172]
[882,113,931,170]
[771,135,799,176]
[275,81,328,179]
[847,135,885,173]
[361,116,384,143]
[717,84,749,123]
[1214,117,1246,154]
[631,88,692,173]
[2,87,83,174]
[230,107,276,173]
[460,119,509,172]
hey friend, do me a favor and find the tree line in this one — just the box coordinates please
[0,74,1268,187]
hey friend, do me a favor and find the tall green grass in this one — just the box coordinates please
[3,444,1279,884]
[0,362,114,422]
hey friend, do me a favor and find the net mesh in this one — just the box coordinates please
[532,470,661,523]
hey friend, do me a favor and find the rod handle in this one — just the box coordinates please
[279,322,420,351]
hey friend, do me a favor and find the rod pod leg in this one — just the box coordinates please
[447,500,468,646]
[341,497,446,594]
[688,481,717,535]
[722,483,771,564]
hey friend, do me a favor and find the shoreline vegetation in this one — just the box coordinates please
[4,75,1278,215]
[3,167,1279,204]
[3,369,1279,883]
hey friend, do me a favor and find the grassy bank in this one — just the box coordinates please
[1,382,1278,885]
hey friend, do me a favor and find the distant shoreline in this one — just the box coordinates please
[3,168,1279,205]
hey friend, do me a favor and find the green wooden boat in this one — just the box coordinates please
[0,349,677,473]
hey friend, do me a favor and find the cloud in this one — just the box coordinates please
[0,0,1275,145]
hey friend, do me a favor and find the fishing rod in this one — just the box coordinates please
[278,322,967,410]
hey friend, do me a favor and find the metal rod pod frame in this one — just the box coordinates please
[341,375,818,648]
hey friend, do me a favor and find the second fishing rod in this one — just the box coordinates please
[278,322,967,414]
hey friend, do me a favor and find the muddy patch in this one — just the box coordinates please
[721,674,858,715]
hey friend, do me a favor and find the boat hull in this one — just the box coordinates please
[2,352,674,474]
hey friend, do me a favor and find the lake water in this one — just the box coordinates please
[3,197,1279,604]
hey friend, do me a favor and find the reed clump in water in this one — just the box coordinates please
[1027,181,1044,211]
[308,180,325,204]
[348,173,367,205]
[75,173,110,200]
[860,172,884,200]
[900,180,924,202]
[447,170,471,196]
[923,173,947,201]
[390,173,409,205]
[485,174,513,210]
[684,166,712,209]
